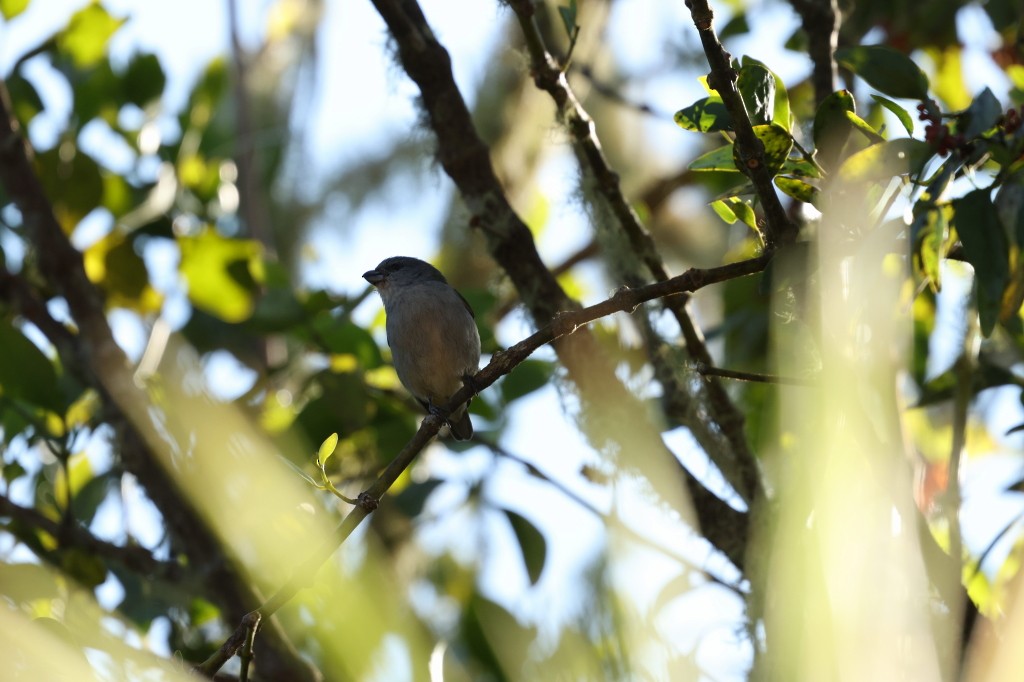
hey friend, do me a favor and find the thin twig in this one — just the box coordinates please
[694,362,814,386]
[683,0,797,248]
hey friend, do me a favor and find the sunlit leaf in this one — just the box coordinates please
[0,0,30,20]
[317,432,339,466]
[83,232,163,313]
[712,199,738,224]
[690,144,739,172]
[674,96,732,133]
[835,45,930,100]
[911,206,949,291]
[179,229,262,323]
[926,45,971,110]
[734,123,792,174]
[837,138,932,183]
[57,3,126,68]
[871,94,914,135]
[775,176,820,206]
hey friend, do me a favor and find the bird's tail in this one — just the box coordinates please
[448,404,473,441]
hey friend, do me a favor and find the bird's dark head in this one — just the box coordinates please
[363,256,448,290]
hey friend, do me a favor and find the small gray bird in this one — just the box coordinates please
[363,256,481,440]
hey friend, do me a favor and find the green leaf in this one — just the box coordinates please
[712,199,738,224]
[317,432,338,466]
[60,547,107,588]
[911,206,949,291]
[954,189,1008,336]
[835,45,930,100]
[775,176,820,206]
[57,3,126,68]
[83,232,162,313]
[963,87,1002,138]
[501,359,553,403]
[393,479,443,518]
[674,96,733,133]
[837,138,932,183]
[737,62,775,126]
[871,94,914,135]
[844,110,885,143]
[719,13,749,40]
[35,146,104,231]
[122,52,166,107]
[504,509,546,585]
[689,144,739,172]
[0,322,63,412]
[309,316,383,368]
[3,461,27,485]
[179,229,261,323]
[557,0,577,38]
[734,123,792,174]
[0,0,29,20]
[5,73,44,127]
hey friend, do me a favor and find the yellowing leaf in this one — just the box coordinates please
[57,3,126,68]
[83,232,163,313]
[317,432,339,466]
[178,229,262,323]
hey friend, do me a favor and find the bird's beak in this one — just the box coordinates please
[363,269,384,285]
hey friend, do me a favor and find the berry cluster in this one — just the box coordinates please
[998,106,1022,134]
[917,101,965,157]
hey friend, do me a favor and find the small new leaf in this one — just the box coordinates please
[558,0,578,38]
[317,432,339,466]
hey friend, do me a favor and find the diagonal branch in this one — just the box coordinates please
[684,0,797,248]
[198,251,768,676]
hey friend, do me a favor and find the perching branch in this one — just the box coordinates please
[683,0,797,248]
[198,252,769,676]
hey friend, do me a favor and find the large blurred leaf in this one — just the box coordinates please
[503,509,546,585]
[0,0,30,20]
[57,3,126,69]
[835,45,930,100]
[122,52,166,107]
[837,138,932,183]
[178,229,261,323]
[954,189,1008,336]
[35,145,104,232]
[500,359,553,404]
[309,315,383,369]
[83,231,162,313]
[0,322,64,412]
[813,90,856,172]
[5,73,44,127]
